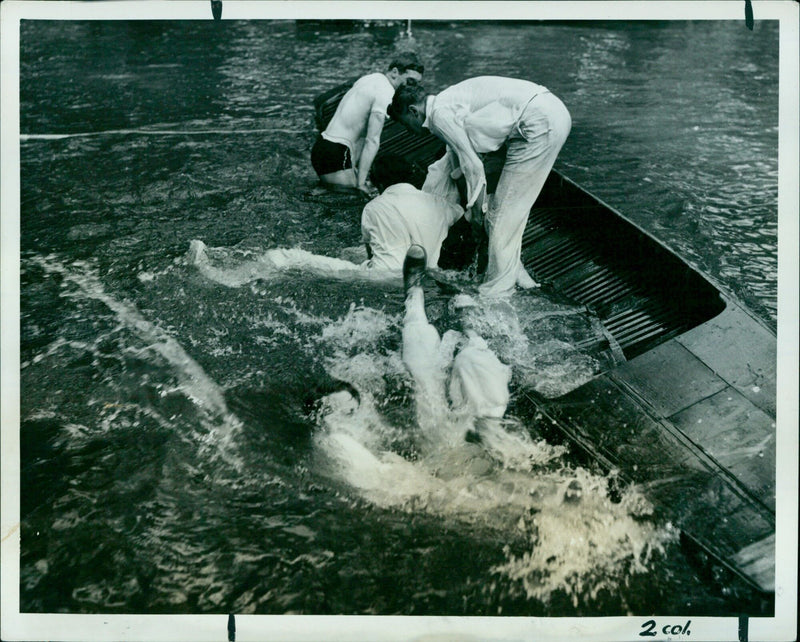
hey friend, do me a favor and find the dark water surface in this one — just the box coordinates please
[18,20,778,616]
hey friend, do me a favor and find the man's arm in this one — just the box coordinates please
[356,110,386,194]
[361,202,375,262]
[422,148,461,204]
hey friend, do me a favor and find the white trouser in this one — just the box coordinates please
[449,331,510,419]
[480,92,572,295]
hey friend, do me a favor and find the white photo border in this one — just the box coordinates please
[2,1,797,641]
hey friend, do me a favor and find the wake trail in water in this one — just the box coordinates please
[29,254,243,469]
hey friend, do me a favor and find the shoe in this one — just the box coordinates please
[403,244,427,293]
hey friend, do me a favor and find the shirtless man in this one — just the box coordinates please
[388,76,571,295]
[311,53,424,196]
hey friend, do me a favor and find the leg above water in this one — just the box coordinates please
[318,168,358,190]
[402,246,441,383]
[401,245,452,439]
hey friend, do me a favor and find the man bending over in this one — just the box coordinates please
[389,76,571,295]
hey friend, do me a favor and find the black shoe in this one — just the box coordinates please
[403,244,427,294]
[464,429,482,444]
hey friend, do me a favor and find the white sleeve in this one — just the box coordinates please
[360,203,374,244]
[422,148,461,204]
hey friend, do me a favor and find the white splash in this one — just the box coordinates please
[311,302,675,606]
[187,239,399,288]
[456,296,604,398]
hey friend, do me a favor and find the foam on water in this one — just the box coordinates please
[162,238,669,605]
[454,296,613,398]
[187,239,399,288]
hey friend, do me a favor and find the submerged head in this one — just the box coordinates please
[388,82,428,135]
[370,153,417,192]
[385,52,424,88]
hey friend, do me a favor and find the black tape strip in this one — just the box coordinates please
[228,613,236,642]
[738,614,749,642]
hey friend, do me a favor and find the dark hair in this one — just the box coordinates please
[388,82,427,122]
[370,153,416,192]
[388,51,424,75]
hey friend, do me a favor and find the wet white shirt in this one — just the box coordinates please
[361,183,464,272]
[449,331,511,419]
[322,73,395,163]
[423,76,547,208]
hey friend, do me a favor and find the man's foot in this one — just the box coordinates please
[516,264,540,289]
[403,244,427,294]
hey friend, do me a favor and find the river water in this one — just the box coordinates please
[17,19,778,617]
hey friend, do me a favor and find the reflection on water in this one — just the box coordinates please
[17,19,778,616]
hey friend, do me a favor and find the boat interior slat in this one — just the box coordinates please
[568,274,631,301]
[557,265,619,293]
[564,286,636,310]
[525,241,587,274]
[532,246,597,280]
[522,219,562,244]
[616,322,671,347]
[606,313,660,336]
[541,257,603,284]
[525,207,565,227]
[609,318,674,346]
[603,305,659,327]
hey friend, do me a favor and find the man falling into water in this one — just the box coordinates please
[388,76,571,295]
[313,245,512,447]
[311,52,424,197]
[402,244,511,440]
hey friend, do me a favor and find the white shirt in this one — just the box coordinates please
[449,331,511,419]
[361,183,464,272]
[322,73,395,164]
[423,76,547,208]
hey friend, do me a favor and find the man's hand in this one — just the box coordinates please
[469,184,487,227]
[358,183,379,200]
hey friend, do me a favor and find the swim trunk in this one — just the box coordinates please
[311,135,352,176]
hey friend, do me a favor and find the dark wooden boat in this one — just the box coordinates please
[313,83,776,596]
